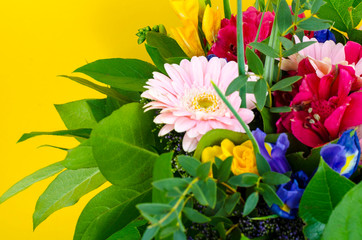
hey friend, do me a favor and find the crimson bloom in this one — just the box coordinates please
[208,7,274,62]
[288,65,362,147]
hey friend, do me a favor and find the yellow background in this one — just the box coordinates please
[0,0,254,239]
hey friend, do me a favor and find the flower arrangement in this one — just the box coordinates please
[2,0,362,239]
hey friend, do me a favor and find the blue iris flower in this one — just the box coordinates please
[252,128,291,174]
[320,129,360,178]
[314,29,336,43]
[271,171,309,219]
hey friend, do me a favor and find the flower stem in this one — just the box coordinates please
[223,0,231,19]
[237,0,247,108]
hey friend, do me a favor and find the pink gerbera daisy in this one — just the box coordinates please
[141,56,255,152]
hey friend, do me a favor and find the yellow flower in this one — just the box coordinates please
[202,5,221,45]
[201,139,259,176]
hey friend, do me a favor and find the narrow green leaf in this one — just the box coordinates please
[63,140,97,169]
[152,152,174,203]
[146,32,187,58]
[245,48,264,76]
[282,41,317,57]
[217,157,233,182]
[173,230,187,240]
[192,183,208,206]
[249,42,279,58]
[226,75,248,96]
[279,36,293,50]
[152,178,189,192]
[262,171,290,185]
[297,17,331,31]
[183,207,211,223]
[160,226,179,239]
[33,168,106,229]
[17,128,92,143]
[137,203,172,215]
[197,162,212,180]
[277,0,293,34]
[243,192,259,216]
[178,155,201,177]
[0,162,64,204]
[260,107,276,134]
[228,173,259,187]
[270,106,291,113]
[270,76,301,91]
[224,192,241,214]
[254,79,268,110]
[141,226,160,240]
[256,153,271,175]
[259,183,283,207]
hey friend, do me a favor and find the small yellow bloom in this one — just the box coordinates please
[202,5,221,45]
[201,139,259,176]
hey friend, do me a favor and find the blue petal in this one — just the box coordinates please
[270,133,291,173]
[314,29,336,43]
[320,144,346,173]
[270,204,298,219]
[252,128,272,161]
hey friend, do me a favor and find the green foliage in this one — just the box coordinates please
[183,207,211,223]
[269,106,291,113]
[270,76,301,91]
[225,75,248,96]
[63,140,97,169]
[197,162,212,180]
[262,171,290,185]
[74,58,158,92]
[243,192,259,216]
[74,186,151,240]
[33,168,106,229]
[323,182,362,240]
[91,103,158,189]
[282,41,316,57]
[297,17,332,31]
[17,128,92,143]
[245,48,264,76]
[217,157,233,182]
[279,36,293,50]
[256,153,271,175]
[277,0,293,34]
[0,162,65,204]
[259,183,283,207]
[299,159,355,226]
[178,155,201,177]
[152,152,174,204]
[228,173,259,187]
[249,42,279,58]
[254,79,268,111]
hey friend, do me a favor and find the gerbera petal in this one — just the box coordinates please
[174,117,196,132]
[182,134,199,152]
[159,124,174,136]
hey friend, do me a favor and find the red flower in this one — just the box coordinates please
[208,7,274,62]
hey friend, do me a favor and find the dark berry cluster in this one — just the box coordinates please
[187,223,219,240]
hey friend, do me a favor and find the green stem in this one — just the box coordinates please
[252,0,271,45]
[223,0,232,19]
[237,0,247,108]
[212,82,260,155]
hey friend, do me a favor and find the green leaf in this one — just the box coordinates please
[193,129,249,160]
[137,203,172,215]
[352,3,362,29]
[160,226,179,239]
[141,226,160,240]
[323,182,362,240]
[282,41,317,57]
[106,226,141,240]
[33,168,106,229]
[63,140,97,169]
[318,0,354,31]
[311,0,326,14]
[55,99,109,130]
[259,183,283,207]
[254,79,268,111]
[0,162,65,204]
[277,0,293,34]
[74,186,151,240]
[74,58,158,92]
[198,178,217,208]
[270,76,301,91]
[173,230,186,240]
[303,216,326,240]
[91,103,158,189]
[152,152,174,204]
[243,192,259,216]
[59,75,133,104]
[279,36,294,50]
[224,192,241,215]
[17,128,92,143]
[245,48,264,76]
[249,42,279,58]
[348,29,362,43]
[145,44,168,74]
[228,173,259,187]
[225,75,248,96]
[152,178,189,193]
[146,32,187,59]
[262,171,290,185]
[197,162,212,180]
[256,153,271,175]
[260,107,276,134]
[217,157,233,182]
[270,106,291,113]
[298,17,332,31]
[183,207,211,223]
[299,159,355,224]
[191,183,208,206]
[178,155,201,177]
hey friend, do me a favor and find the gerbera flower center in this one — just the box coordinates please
[183,87,226,115]
[193,93,217,110]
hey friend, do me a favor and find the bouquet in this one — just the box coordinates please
[2,0,362,239]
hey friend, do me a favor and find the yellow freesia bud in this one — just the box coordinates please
[202,5,221,45]
[170,20,205,57]
[170,0,199,28]
[201,139,259,177]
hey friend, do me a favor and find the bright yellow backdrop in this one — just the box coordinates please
[0,0,255,239]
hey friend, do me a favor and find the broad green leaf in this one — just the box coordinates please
[298,17,331,31]
[196,162,212,180]
[270,106,291,113]
[74,58,158,92]
[59,75,132,104]
[348,29,362,43]
[259,183,283,207]
[311,0,326,14]
[146,32,187,58]
[303,216,325,240]
[249,42,279,58]
[243,192,259,216]
[193,129,249,160]
[106,226,140,240]
[145,44,168,74]
[183,207,211,223]
[197,179,217,208]
[74,186,151,240]
[152,152,174,203]
[299,159,355,224]
[256,153,271,175]
[279,36,293,50]
[270,76,301,91]
[262,171,290,185]
[17,128,92,143]
[0,162,64,204]
[277,0,293,34]
[245,48,264,76]
[33,168,106,229]
[282,41,316,57]
[225,75,248,96]
[55,99,109,130]
[178,155,201,177]
[173,230,186,240]
[323,182,362,240]
[318,0,354,31]
[228,173,259,187]
[63,140,97,170]
[254,79,268,110]
[91,103,158,189]
[217,157,233,182]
